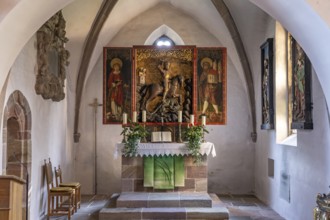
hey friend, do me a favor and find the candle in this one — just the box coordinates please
[190,114,194,125]
[178,111,182,123]
[202,115,206,126]
[132,111,137,123]
[142,110,146,123]
[122,113,127,125]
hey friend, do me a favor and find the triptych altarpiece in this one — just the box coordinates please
[103,46,227,126]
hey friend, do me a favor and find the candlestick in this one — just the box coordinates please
[132,111,137,123]
[190,114,194,125]
[142,123,147,143]
[122,124,127,143]
[202,115,206,126]
[178,110,182,123]
[122,113,127,125]
[177,122,183,143]
[142,110,146,123]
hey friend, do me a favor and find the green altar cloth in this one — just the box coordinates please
[174,156,185,187]
[143,156,154,187]
[154,156,174,189]
[143,155,185,189]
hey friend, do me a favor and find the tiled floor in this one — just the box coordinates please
[216,194,284,220]
[45,194,284,220]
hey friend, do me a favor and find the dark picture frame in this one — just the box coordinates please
[133,46,196,124]
[289,37,313,129]
[103,47,132,124]
[260,38,274,130]
[196,47,227,125]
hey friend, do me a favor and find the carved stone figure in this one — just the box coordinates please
[36,11,69,102]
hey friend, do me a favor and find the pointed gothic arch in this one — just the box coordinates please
[144,24,185,45]
[2,90,31,219]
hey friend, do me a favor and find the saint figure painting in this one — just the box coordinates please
[103,48,132,124]
[197,48,227,125]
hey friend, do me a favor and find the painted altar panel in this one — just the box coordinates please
[133,46,196,124]
[196,48,227,125]
[103,47,132,124]
[289,36,313,129]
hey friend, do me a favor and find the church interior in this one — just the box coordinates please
[0,0,330,219]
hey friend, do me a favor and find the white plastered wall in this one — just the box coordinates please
[0,36,74,219]
[76,3,254,195]
[252,14,330,220]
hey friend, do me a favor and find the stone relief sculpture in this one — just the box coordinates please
[36,11,70,102]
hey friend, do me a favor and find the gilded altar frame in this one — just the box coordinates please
[132,46,196,125]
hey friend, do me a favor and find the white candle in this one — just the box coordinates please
[202,115,206,126]
[190,114,194,125]
[132,111,137,123]
[142,110,147,123]
[178,111,182,123]
[123,113,127,125]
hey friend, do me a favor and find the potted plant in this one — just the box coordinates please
[121,122,148,157]
[184,125,209,164]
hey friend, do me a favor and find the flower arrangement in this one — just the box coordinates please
[184,124,208,164]
[121,122,148,157]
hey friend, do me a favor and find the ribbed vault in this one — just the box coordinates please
[73,0,257,142]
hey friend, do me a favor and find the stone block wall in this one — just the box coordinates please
[121,155,208,192]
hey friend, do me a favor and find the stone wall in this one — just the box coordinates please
[121,155,207,192]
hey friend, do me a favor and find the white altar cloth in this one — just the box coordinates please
[114,142,216,158]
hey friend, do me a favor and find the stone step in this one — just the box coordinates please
[99,207,229,220]
[116,192,212,208]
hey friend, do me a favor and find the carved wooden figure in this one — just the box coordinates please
[260,38,274,130]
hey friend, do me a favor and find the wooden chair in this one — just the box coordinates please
[44,159,75,220]
[54,165,81,212]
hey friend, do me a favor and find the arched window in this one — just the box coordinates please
[153,35,175,47]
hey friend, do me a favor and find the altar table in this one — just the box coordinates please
[114,142,216,158]
[115,142,216,193]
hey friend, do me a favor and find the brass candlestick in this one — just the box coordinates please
[177,122,183,143]
[142,123,147,143]
[202,125,206,143]
[122,124,127,143]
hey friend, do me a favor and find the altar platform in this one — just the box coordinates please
[100,142,229,219]
[99,192,229,219]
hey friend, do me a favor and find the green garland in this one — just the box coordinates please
[184,125,209,164]
[121,122,148,157]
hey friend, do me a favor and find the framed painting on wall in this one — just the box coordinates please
[289,36,313,129]
[103,47,132,124]
[133,46,196,124]
[196,47,227,125]
[260,38,274,130]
